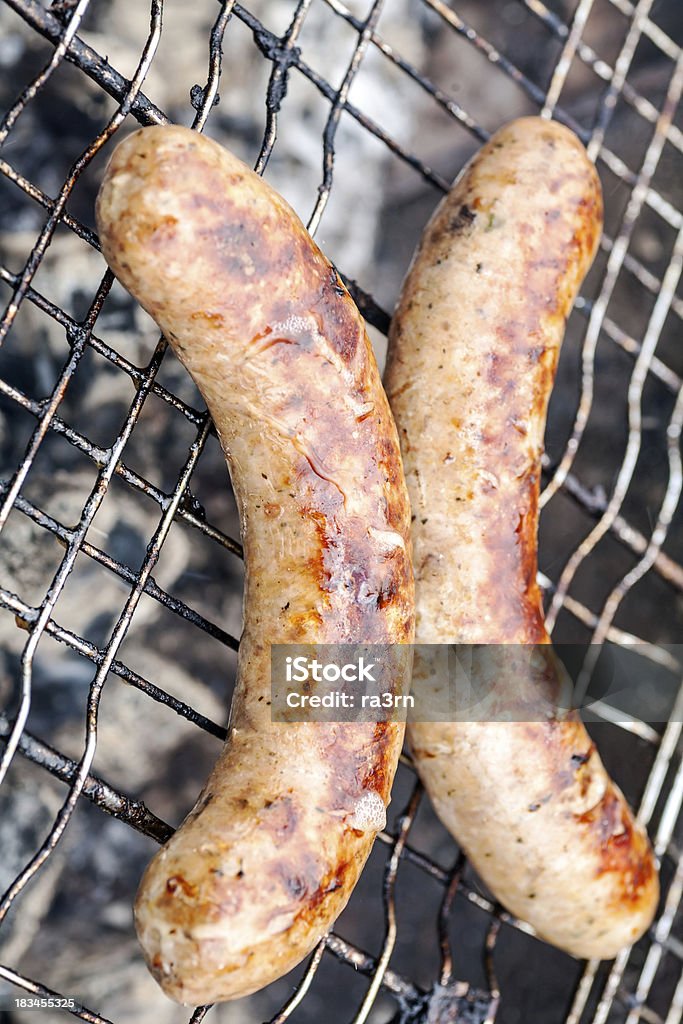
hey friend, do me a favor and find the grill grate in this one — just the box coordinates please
[0,0,682,1021]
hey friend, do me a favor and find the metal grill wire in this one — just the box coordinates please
[0,0,682,1021]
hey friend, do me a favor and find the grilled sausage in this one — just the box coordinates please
[384,117,658,959]
[96,125,414,1004]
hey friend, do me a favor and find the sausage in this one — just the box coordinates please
[95,125,414,1003]
[384,117,658,959]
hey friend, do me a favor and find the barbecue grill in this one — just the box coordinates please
[1,0,682,1021]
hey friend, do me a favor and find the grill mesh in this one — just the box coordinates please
[0,0,682,1021]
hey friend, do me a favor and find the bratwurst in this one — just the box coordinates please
[96,125,414,1003]
[384,117,658,959]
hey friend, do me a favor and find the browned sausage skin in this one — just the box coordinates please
[96,125,414,1004]
[384,117,658,958]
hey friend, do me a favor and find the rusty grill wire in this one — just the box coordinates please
[0,0,682,1021]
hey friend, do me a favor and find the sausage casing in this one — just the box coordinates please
[96,125,415,1003]
[384,117,658,959]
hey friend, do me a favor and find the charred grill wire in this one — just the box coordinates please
[0,0,682,1022]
